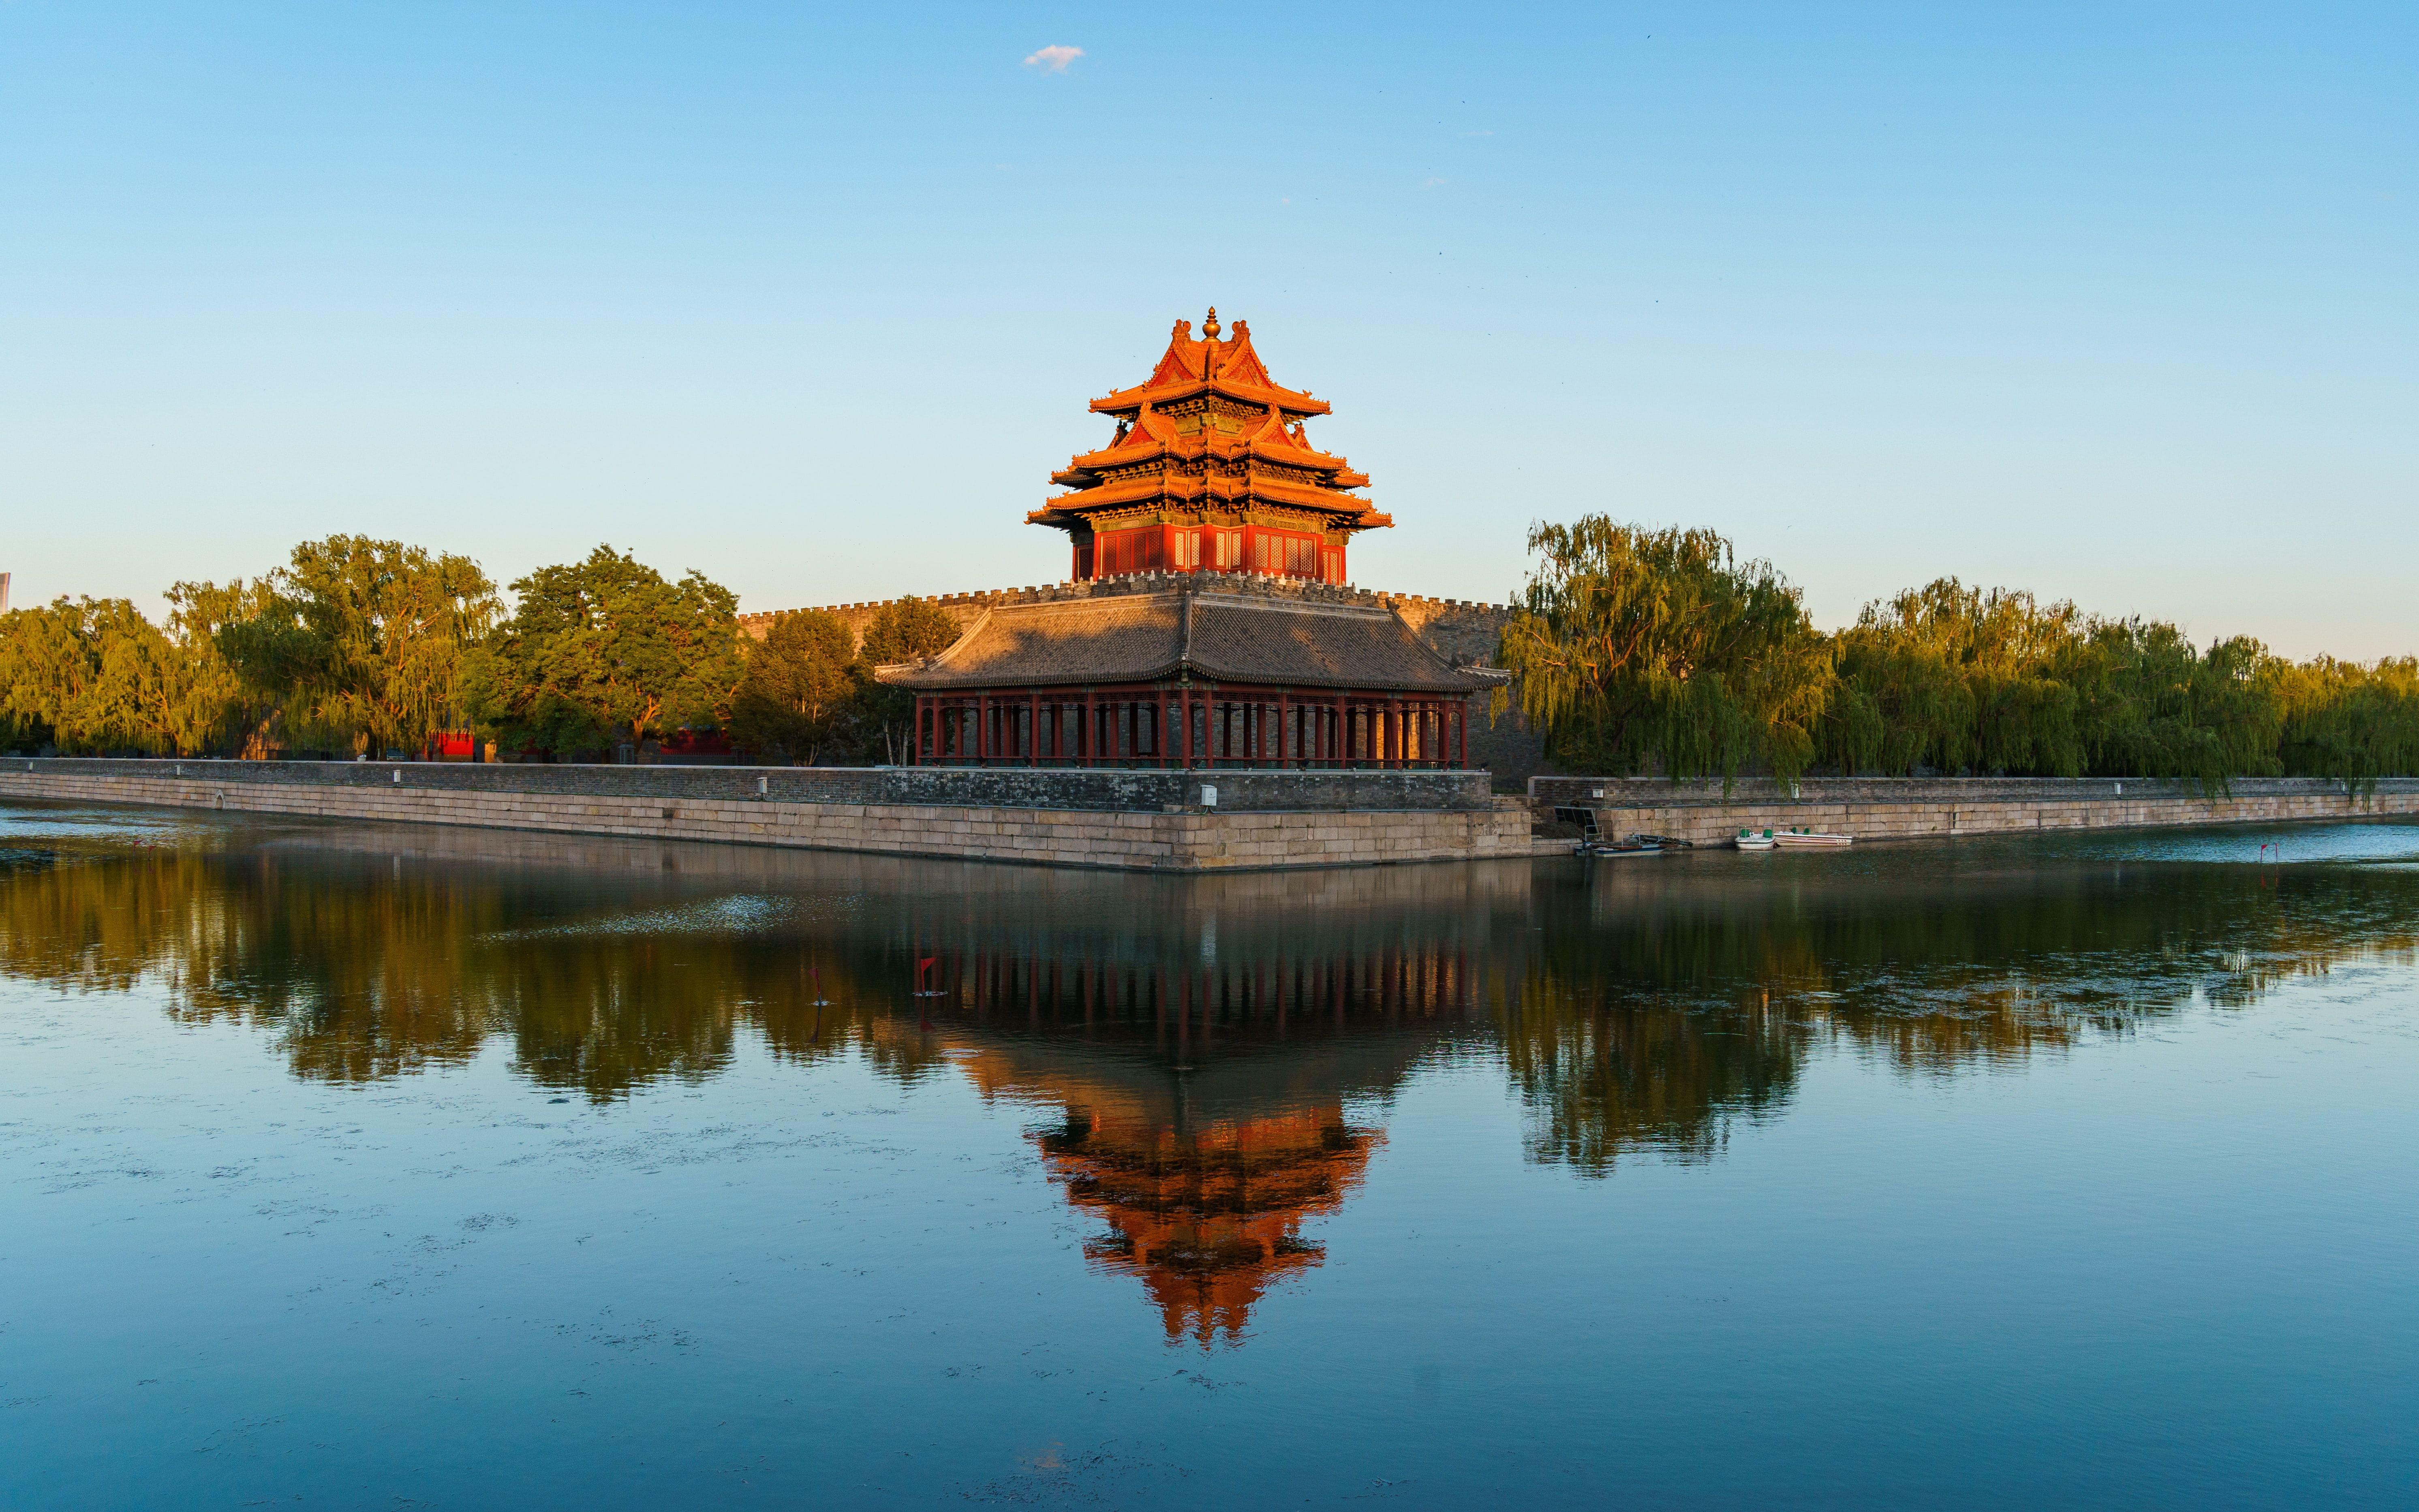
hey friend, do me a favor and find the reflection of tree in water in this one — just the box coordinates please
[0,837,930,1097]
[1506,855,2419,1174]
[3,821,2415,1185]
[6,820,2419,1338]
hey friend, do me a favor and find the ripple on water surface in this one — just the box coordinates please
[2,800,2417,1509]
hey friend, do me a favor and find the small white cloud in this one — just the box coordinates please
[1023,44,1083,72]
[1421,177,1448,189]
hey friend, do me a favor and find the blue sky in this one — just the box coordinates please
[3,3,2413,657]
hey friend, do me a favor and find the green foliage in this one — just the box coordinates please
[162,578,282,755]
[218,536,498,756]
[1508,525,2419,789]
[850,598,965,765]
[858,597,961,666]
[464,545,743,757]
[727,610,858,763]
[0,592,269,756]
[1496,519,1832,786]
[1823,580,2085,777]
[1817,579,2294,791]
[2064,621,2281,790]
[0,598,167,753]
[2274,657,2419,793]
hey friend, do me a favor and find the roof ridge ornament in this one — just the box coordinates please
[1202,306,1221,340]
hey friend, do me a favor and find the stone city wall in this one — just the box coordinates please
[0,759,1535,873]
[4,758,1491,813]
[1531,774,2419,845]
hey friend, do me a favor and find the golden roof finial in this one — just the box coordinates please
[1202,306,1221,340]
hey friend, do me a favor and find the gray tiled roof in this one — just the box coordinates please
[875,583,1506,693]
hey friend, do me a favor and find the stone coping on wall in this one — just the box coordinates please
[0,766,1537,872]
[2,758,1493,813]
[1530,774,2419,811]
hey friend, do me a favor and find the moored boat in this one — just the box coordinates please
[1578,832,1671,858]
[1772,827,1853,848]
[1735,828,1776,851]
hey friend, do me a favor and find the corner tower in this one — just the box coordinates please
[1029,309,1392,582]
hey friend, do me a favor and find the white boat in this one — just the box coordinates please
[1734,828,1776,851]
[1772,827,1853,848]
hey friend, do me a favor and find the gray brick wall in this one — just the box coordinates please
[4,758,1491,813]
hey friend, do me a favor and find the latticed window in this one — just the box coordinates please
[1096,528,1166,577]
[1252,531,1323,578]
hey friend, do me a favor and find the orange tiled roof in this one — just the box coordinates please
[1035,310,1384,537]
[1089,313,1328,417]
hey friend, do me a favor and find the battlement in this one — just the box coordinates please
[738,577,1514,635]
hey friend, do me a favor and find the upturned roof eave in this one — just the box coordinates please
[1031,477,1385,519]
[1088,377,1330,417]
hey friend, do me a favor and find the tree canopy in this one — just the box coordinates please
[1501,521,2419,791]
[847,597,963,765]
[1496,519,1832,785]
[727,610,858,764]
[462,545,743,757]
[217,535,498,757]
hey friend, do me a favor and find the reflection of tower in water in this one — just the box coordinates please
[930,927,1489,1345]
[1040,1102,1378,1346]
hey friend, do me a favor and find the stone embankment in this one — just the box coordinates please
[0,759,1534,873]
[1531,775,2419,845]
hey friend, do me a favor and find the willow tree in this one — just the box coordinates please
[1821,580,2087,777]
[218,536,498,757]
[2275,657,2419,793]
[0,591,277,757]
[2065,620,2282,789]
[162,577,281,755]
[1496,519,1831,785]
[0,598,159,753]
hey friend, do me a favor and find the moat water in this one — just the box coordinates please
[3,800,2416,1510]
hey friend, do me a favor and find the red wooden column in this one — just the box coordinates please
[1278,690,1292,768]
[1083,690,1097,767]
[1388,699,1404,768]
[1028,691,1040,767]
[1457,699,1469,769]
